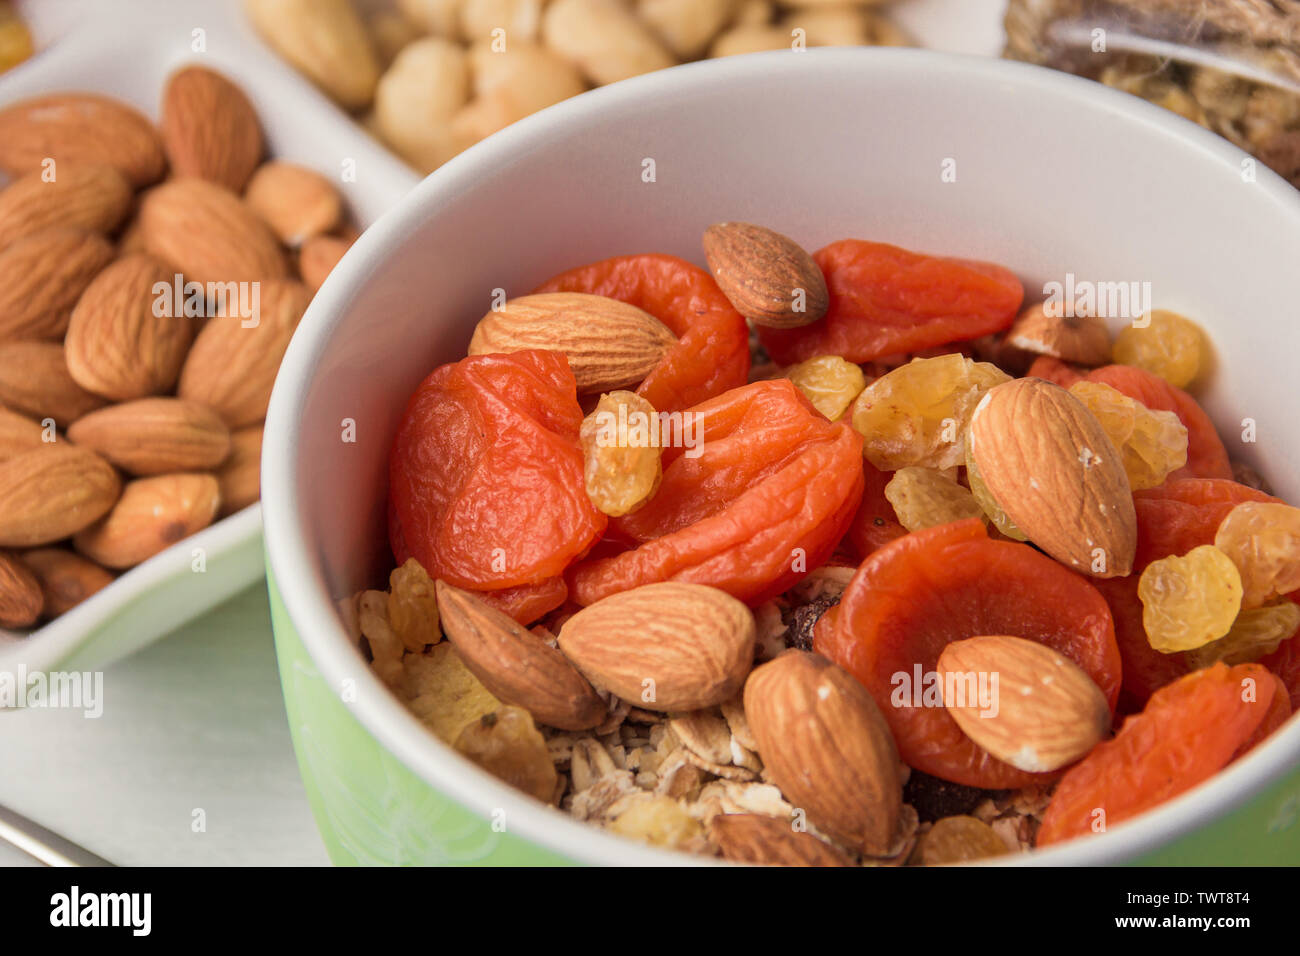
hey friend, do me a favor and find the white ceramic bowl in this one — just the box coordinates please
[264,48,1300,865]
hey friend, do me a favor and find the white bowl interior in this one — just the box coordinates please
[265,48,1300,865]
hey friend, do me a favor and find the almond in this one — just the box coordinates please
[67,398,231,476]
[0,407,47,462]
[297,233,351,292]
[702,222,828,328]
[177,278,311,427]
[0,165,133,252]
[73,473,220,569]
[244,0,381,110]
[0,445,121,547]
[1006,302,1111,366]
[0,341,107,427]
[216,424,262,516]
[0,549,44,628]
[937,635,1111,773]
[435,580,607,731]
[0,93,165,187]
[557,582,755,712]
[18,547,114,618]
[709,813,852,867]
[743,649,903,856]
[136,178,288,285]
[64,254,194,401]
[0,229,115,342]
[244,161,342,246]
[160,64,264,192]
[969,377,1136,577]
[468,292,676,393]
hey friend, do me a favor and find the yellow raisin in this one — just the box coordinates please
[1112,310,1205,389]
[1068,380,1188,490]
[387,557,440,652]
[1214,501,1300,610]
[579,390,663,517]
[1138,545,1243,653]
[0,4,33,73]
[884,467,985,533]
[399,642,501,743]
[1186,601,1300,669]
[785,354,866,420]
[911,816,1009,865]
[608,795,703,850]
[453,706,557,803]
[849,354,1010,470]
[964,446,1027,541]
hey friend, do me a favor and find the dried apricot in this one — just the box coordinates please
[1261,621,1300,710]
[388,351,606,596]
[387,557,440,652]
[785,354,865,420]
[1027,354,1085,388]
[1188,601,1300,668]
[1037,663,1278,847]
[580,390,662,517]
[817,519,1121,789]
[1138,545,1243,653]
[1112,310,1205,390]
[477,577,569,626]
[1214,501,1300,609]
[1234,672,1293,757]
[844,459,908,560]
[453,706,557,803]
[534,253,749,413]
[1133,478,1278,572]
[1067,380,1188,491]
[758,240,1024,365]
[911,815,1008,865]
[849,354,1010,471]
[884,467,985,532]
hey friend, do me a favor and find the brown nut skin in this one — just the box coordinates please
[0,550,44,628]
[703,222,828,328]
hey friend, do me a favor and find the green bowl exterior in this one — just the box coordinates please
[269,566,1300,865]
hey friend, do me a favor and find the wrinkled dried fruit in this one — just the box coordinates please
[1187,602,1300,669]
[1214,502,1300,610]
[608,795,703,849]
[1139,545,1243,653]
[580,390,662,517]
[1068,380,1188,491]
[1113,310,1205,390]
[911,815,1008,865]
[964,450,1026,541]
[785,354,866,420]
[884,467,984,532]
[453,706,557,803]
[387,558,440,652]
[850,354,1010,471]
[397,641,501,742]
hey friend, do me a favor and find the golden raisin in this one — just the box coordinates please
[785,354,866,420]
[388,557,440,652]
[0,3,33,73]
[911,816,1009,865]
[884,467,985,533]
[608,795,703,850]
[1112,310,1205,389]
[579,390,663,517]
[1214,501,1300,609]
[1139,545,1243,653]
[453,706,557,803]
[964,448,1027,541]
[1068,380,1187,490]
[1186,601,1300,668]
[849,354,1010,470]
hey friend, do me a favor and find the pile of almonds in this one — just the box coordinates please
[0,64,356,631]
[245,0,912,174]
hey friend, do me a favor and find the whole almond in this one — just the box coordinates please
[969,377,1135,577]
[0,165,133,251]
[0,445,121,547]
[703,222,828,328]
[136,178,288,285]
[0,229,115,341]
[161,64,264,192]
[297,233,351,292]
[1006,302,1111,367]
[709,813,852,867]
[0,407,47,462]
[937,635,1111,773]
[0,93,165,187]
[67,398,231,476]
[0,549,44,628]
[177,279,312,427]
[74,473,220,569]
[244,161,342,246]
[436,580,606,731]
[64,254,194,400]
[0,341,106,426]
[557,582,755,712]
[244,0,381,109]
[468,292,676,393]
[216,424,262,516]
[18,547,114,618]
[744,650,903,856]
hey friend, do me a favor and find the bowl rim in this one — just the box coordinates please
[264,46,1300,867]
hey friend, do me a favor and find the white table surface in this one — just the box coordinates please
[0,0,1005,868]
